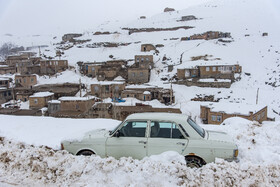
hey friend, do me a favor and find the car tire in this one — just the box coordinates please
[185,156,205,168]
[77,150,95,156]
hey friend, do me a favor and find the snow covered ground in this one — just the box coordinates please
[0,115,280,186]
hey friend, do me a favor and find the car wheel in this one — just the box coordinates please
[185,156,205,168]
[77,150,95,156]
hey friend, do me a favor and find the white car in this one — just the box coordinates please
[61,113,238,167]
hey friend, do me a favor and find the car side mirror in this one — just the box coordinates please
[115,130,120,138]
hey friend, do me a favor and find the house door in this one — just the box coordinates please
[185,70,190,78]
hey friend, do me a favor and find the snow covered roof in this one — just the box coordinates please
[114,76,125,82]
[0,77,10,81]
[59,96,96,101]
[143,91,151,94]
[30,92,54,98]
[201,102,266,115]
[197,78,232,83]
[92,81,125,85]
[126,84,159,89]
[48,100,61,104]
[0,65,8,68]
[177,60,236,69]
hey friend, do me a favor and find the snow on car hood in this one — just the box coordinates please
[84,129,109,139]
[207,130,235,143]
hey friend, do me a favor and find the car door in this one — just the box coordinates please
[106,120,148,159]
[147,121,189,156]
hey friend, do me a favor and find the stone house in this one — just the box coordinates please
[200,103,271,124]
[141,44,156,52]
[5,54,29,67]
[81,62,103,77]
[121,90,152,101]
[180,15,197,21]
[40,59,68,75]
[177,64,242,80]
[0,88,12,104]
[135,55,153,69]
[29,92,54,109]
[16,89,33,102]
[15,74,37,88]
[0,77,10,88]
[128,68,150,84]
[91,82,126,98]
[0,65,16,75]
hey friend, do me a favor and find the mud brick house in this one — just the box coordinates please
[29,92,54,109]
[91,102,181,121]
[91,81,126,98]
[123,85,175,105]
[6,54,29,67]
[0,88,12,104]
[15,74,37,88]
[182,31,231,41]
[0,65,16,75]
[141,44,156,52]
[15,88,34,102]
[135,55,153,69]
[128,68,150,84]
[16,57,41,75]
[177,63,242,80]
[0,77,10,88]
[33,83,80,99]
[81,62,103,77]
[200,103,272,124]
[40,59,68,75]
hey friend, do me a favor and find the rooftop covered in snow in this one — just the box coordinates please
[30,92,54,98]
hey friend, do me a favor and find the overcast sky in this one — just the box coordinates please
[0,0,210,36]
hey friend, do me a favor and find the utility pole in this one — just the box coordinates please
[256,88,259,105]
[79,78,82,97]
[170,80,173,105]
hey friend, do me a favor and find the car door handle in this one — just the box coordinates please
[139,141,147,144]
[177,142,185,146]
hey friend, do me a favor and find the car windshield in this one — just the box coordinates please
[187,118,205,138]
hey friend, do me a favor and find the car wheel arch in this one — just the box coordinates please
[76,149,96,156]
[185,154,207,167]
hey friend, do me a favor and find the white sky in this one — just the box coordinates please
[0,0,211,36]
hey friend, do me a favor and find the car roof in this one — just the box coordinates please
[125,112,188,122]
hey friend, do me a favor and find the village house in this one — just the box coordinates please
[15,74,37,88]
[123,85,175,105]
[40,59,68,75]
[80,62,103,77]
[0,88,12,104]
[62,33,83,42]
[16,57,41,75]
[5,54,30,67]
[181,31,231,41]
[0,77,11,88]
[128,68,150,84]
[47,100,61,115]
[180,15,197,21]
[91,102,181,121]
[29,92,54,109]
[91,81,126,99]
[177,63,242,80]
[141,44,156,52]
[200,103,273,124]
[0,65,16,75]
[15,88,33,102]
[33,83,80,99]
[135,55,153,69]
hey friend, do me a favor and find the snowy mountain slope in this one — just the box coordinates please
[1,0,280,120]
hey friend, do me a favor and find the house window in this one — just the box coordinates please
[261,111,265,118]
[217,115,222,122]
[233,66,237,71]
[136,58,140,62]
[206,67,210,72]
[146,57,149,61]
[94,86,99,92]
[140,72,143,76]
[23,78,26,83]
[105,85,109,93]
[132,73,136,77]
[76,104,80,110]
[218,67,222,71]
[31,78,34,82]
[115,86,119,91]
[34,99,38,104]
[257,114,261,121]
[211,115,216,121]
[212,67,216,71]
[141,58,144,62]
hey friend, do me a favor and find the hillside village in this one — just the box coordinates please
[0,1,279,124]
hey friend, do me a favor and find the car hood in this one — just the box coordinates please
[207,130,235,143]
[83,129,109,139]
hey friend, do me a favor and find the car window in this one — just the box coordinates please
[119,121,147,137]
[150,121,185,139]
[187,118,205,138]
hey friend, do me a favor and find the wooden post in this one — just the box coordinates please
[256,88,259,105]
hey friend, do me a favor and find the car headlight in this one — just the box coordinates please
[233,149,238,157]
